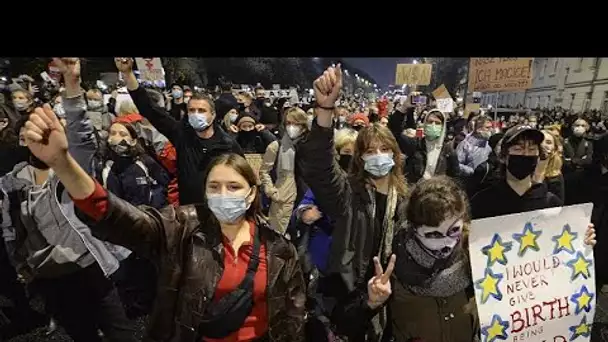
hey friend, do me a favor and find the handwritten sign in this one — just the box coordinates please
[245,154,263,181]
[395,64,432,85]
[470,204,595,342]
[468,58,533,92]
[432,84,451,99]
[135,58,164,82]
[436,98,454,113]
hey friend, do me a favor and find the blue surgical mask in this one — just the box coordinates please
[362,152,395,177]
[229,113,238,123]
[207,190,252,223]
[172,90,183,99]
[188,113,209,131]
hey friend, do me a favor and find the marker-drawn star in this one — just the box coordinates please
[512,222,542,257]
[570,285,595,315]
[552,224,578,255]
[569,315,591,340]
[482,234,513,267]
[566,251,593,281]
[475,268,504,304]
[480,314,509,342]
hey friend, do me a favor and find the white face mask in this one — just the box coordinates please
[573,126,586,136]
[286,125,302,139]
[415,216,464,259]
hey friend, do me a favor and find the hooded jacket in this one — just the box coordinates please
[0,95,119,279]
[389,108,459,184]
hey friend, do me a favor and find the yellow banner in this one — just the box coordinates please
[468,58,533,92]
[395,64,432,85]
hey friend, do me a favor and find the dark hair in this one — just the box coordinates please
[0,108,17,144]
[202,153,261,222]
[475,116,491,129]
[145,89,163,106]
[220,82,233,92]
[254,85,265,93]
[188,93,216,113]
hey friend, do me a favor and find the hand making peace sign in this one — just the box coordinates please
[367,254,396,309]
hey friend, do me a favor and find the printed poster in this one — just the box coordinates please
[469,204,595,342]
[468,58,533,92]
[436,98,454,113]
[395,63,432,85]
[134,58,164,82]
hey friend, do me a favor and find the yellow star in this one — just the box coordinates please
[552,224,578,255]
[482,234,512,267]
[481,314,509,342]
[569,315,591,340]
[475,268,504,304]
[512,223,542,257]
[566,252,593,281]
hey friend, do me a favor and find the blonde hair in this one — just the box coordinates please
[284,107,308,128]
[542,130,563,178]
[352,123,408,196]
[334,128,358,151]
[118,100,139,116]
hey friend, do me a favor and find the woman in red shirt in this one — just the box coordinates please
[21,104,306,342]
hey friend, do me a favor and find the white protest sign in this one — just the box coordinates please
[470,204,595,342]
[135,58,164,82]
[436,98,454,113]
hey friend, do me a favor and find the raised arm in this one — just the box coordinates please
[115,58,180,143]
[22,105,165,258]
[297,65,351,221]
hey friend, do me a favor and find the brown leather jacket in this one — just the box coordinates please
[85,192,306,342]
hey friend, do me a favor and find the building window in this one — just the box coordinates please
[583,92,592,111]
[569,93,575,110]
[547,95,552,108]
[525,96,530,108]
[540,60,547,78]
[536,96,541,108]
[553,58,559,72]
[591,58,600,69]
[602,91,608,113]
[576,58,584,71]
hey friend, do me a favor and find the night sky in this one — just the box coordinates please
[343,57,414,89]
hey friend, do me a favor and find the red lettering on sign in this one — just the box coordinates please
[510,297,570,334]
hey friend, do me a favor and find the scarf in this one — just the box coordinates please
[277,134,299,172]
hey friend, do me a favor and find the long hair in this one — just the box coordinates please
[201,153,262,224]
[351,123,408,196]
[542,130,563,178]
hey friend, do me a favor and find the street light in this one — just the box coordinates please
[413,60,418,64]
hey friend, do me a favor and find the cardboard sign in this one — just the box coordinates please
[395,64,432,85]
[468,58,533,92]
[436,98,454,113]
[432,84,451,99]
[134,58,164,82]
[469,204,595,342]
[465,103,481,118]
[244,154,263,181]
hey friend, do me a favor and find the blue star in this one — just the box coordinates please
[512,222,542,257]
[481,234,513,267]
[551,224,578,255]
[481,314,510,342]
[569,315,591,340]
[475,268,504,304]
[570,285,595,315]
[566,251,593,281]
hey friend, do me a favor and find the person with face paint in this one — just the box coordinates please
[19,106,307,340]
[298,65,405,341]
[1,58,135,342]
[115,58,243,205]
[563,118,594,205]
[389,97,459,184]
[259,107,310,234]
[532,130,565,202]
[233,113,276,154]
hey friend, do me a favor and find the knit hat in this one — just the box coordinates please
[350,113,369,126]
[236,113,257,127]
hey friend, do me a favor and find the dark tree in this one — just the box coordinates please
[424,57,469,98]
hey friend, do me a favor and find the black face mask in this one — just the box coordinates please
[352,125,363,132]
[239,130,257,140]
[238,103,247,111]
[339,154,352,171]
[507,155,538,180]
[29,153,50,170]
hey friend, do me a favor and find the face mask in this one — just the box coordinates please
[529,121,537,128]
[478,130,492,140]
[573,126,586,137]
[286,125,302,139]
[109,139,134,156]
[29,152,49,170]
[207,190,252,223]
[188,112,210,131]
[229,113,238,123]
[339,154,352,171]
[457,110,464,117]
[172,90,183,99]
[14,100,29,111]
[424,123,442,140]
[363,153,395,177]
[88,100,102,109]
[415,219,463,259]
[352,125,363,132]
[184,96,191,104]
[238,103,247,111]
[338,116,346,123]
[507,155,538,180]
[264,102,271,108]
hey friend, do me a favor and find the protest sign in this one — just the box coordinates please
[135,58,164,82]
[395,63,432,85]
[436,98,454,113]
[470,204,595,342]
[432,84,451,99]
[468,58,533,92]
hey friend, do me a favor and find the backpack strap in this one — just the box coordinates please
[135,159,154,203]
